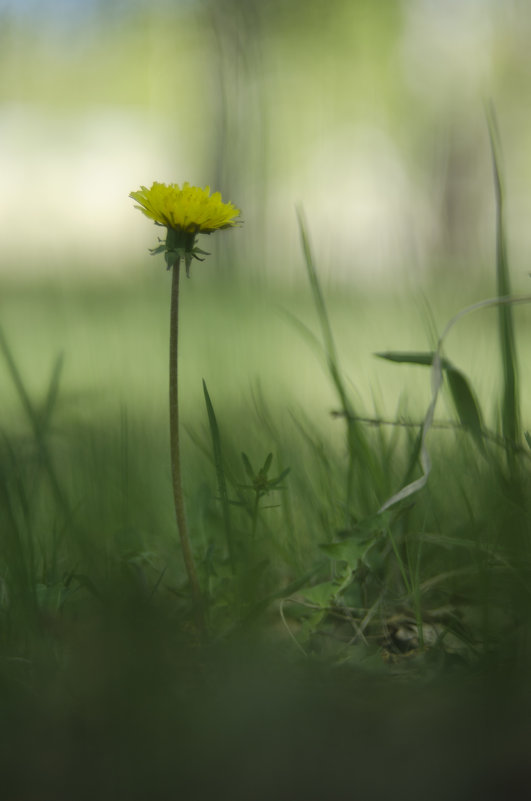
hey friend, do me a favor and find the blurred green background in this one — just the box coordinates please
[2,0,531,430]
[4,7,531,791]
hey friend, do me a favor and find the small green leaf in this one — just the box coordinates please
[318,540,366,564]
[241,452,255,482]
[298,609,327,643]
[268,467,291,488]
[184,251,194,277]
[164,250,179,268]
[299,580,339,608]
[261,453,273,475]
[446,367,485,452]
[353,508,396,535]
[375,351,453,370]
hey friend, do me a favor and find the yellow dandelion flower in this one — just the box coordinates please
[129,181,240,234]
[128,183,241,627]
[130,181,241,276]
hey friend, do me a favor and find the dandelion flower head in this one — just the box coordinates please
[129,181,240,234]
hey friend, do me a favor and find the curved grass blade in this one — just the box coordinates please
[378,295,531,514]
[377,351,485,451]
[445,367,485,453]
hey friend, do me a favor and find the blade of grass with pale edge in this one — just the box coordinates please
[377,351,485,452]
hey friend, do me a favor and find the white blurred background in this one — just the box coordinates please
[1,0,531,288]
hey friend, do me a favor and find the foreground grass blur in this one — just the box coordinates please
[2,247,531,796]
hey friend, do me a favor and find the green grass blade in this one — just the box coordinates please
[0,326,70,518]
[202,380,235,573]
[278,307,325,361]
[296,207,351,414]
[0,445,38,624]
[261,452,273,475]
[297,208,373,519]
[241,452,255,483]
[446,367,485,453]
[0,325,38,429]
[377,351,485,451]
[40,352,65,429]
[486,104,520,451]
[401,426,423,488]
[376,351,453,370]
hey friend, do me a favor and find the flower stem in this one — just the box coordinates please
[169,259,203,621]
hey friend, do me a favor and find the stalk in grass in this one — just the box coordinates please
[129,182,241,621]
[486,106,521,457]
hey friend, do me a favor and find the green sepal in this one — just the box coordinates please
[184,250,194,278]
[148,226,212,277]
[164,250,180,269]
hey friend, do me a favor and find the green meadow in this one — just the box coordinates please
[3,0,531,797]
[3,214,531,796]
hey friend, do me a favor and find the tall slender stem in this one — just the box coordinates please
[169,259,202,612]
